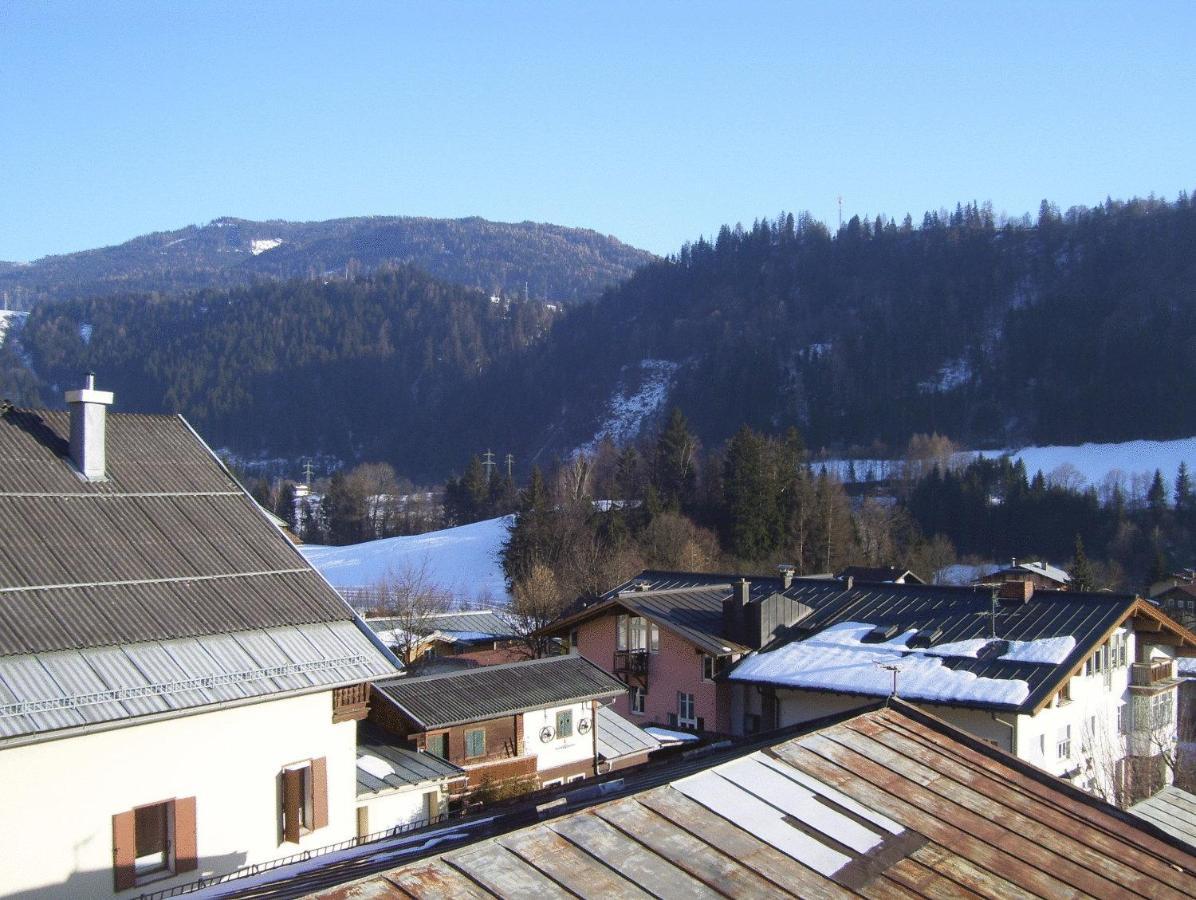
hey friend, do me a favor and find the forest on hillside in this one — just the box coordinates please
[0,215,653,307]
[6,194,1196,482]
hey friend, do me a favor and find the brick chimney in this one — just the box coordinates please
[998,579,1034,603]
[64,373,113,481]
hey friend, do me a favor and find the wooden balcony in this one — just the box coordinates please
[1130,659,1175,687]
[614,649,649,683]
[332,683,370,722]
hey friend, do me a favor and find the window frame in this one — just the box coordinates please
[556,709,574,739]
[630,686,646,715]
[616,614,628,651]
[465,727,487,759]
[649,622,660,653]
[132,800,174,881]
[677,691,697,728]
[1056,724,1071,760]
[425,731,449,760]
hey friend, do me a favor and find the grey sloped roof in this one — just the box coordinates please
[0,407,357,657]
[1130,786,1196,849]
[0,620,394,741]
[595,705,661,762]
[365,609,517,641]
[373,656,626,730]
[356,725,464,797]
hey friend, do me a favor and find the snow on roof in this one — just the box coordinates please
[730,622,1030,707]
[1000,636,1076,664]
[357,753,395,781]
[644,726,700,744]
[1009,560,1071,583]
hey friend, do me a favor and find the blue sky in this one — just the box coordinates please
[1,2,1193,261]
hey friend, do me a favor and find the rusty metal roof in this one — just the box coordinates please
[311,701,1196,898]
[0,407,356,656]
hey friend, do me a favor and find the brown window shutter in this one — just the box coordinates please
[173,797,198,873]
[112,810,137,892]
[282,769,302,843]
[311,757,329,830]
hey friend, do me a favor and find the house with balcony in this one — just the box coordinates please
[729,576,1196,805]
[544,569,808,734]
[0,381,401,898]
[365,656,628,795]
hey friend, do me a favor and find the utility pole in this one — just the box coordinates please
[505,453,514,479]
[303,459,314,486]
[482,449,496,482]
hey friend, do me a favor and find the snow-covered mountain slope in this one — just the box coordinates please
[575,358,678,456]
[0,309,28,347]
[301,516,512,605]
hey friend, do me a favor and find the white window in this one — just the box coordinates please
[630,686,646,715]
[616,614,628,651]
[649,622,660,653]
[1117,704,1128,734]
[1056,725,1071,759]
[677,692,696,728]
[629,616,648,651]
[702,654,718,681]
[1152,694,1174,729]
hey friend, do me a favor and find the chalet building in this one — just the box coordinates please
[983,557,1072,590]
[367,656,629,793]
[729,576,1196,805]
[308,700,1196,898]
[0,381,401,898]
[1155,581,1196,632]
[365,608,523,669]
[545,569,802,734]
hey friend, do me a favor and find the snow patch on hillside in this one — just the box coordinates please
[918,356,971,393]
[79,323,93,345]
[822,436,1196,491]
[250,238,283,255]
[577,359,679,455]
[301,515,512,605]
[0,309,28,348]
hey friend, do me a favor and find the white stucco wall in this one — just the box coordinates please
[521,701,595,774]
[0,690,357,899]
[357,785,443,836]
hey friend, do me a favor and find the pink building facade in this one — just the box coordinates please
[571,608,735,734]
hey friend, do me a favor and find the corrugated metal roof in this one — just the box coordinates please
[364,609,517,641]
[1131,786,1196,849]
[595,705,661,762]
[356,725,464,796]
[313,702,1196,899]
[374,656,627,730]
[0,621,394,742]
[0,406,362,658]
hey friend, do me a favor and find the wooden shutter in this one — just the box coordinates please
[173,797,198,873]
[282,768,303,843]
[112,810,137,892]
[311,757,329,830]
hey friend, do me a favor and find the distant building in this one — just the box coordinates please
[982,557,1072,590]
[0,380,400,898]
[837,565,925,585]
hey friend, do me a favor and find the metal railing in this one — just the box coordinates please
[136,813,446,899]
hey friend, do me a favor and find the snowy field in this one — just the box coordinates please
[0,309,28,347]
[301,515,512,605]
[820,435,1196,492]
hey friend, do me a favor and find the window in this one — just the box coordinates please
[556,710,573,739]
[426,732,448,759]
[649,622,660,653]
[569,628,579,651]
[465,728,486,758]
[1152,694,1174,729]
[630,686,646,715]
[1056,680,1071,705]
[744,713,762,734]
[134,802,170,877]
[702,655,719,681]
[282,758,328,843]
[616,614,628,651]
[113,798,197,891]
[677,692,697,728]
[1118,704,1129,734]
[1057,725,1071,760]
[629,616,648,651]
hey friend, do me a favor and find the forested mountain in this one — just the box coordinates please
[0,215,653,307]
[9,194,1196,482]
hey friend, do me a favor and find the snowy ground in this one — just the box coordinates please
[301,516,513,605]
[821,435,1196,492]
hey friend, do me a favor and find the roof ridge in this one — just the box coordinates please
[376,653,591,686]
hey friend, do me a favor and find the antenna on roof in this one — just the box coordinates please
[878,662,901,697]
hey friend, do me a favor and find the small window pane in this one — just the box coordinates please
[616,615,628,651]
[649,623,660,652]
[556,710,573,739]
[465,729,486,758]
[427,733,448,759]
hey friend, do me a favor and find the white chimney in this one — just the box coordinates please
[64,373,113,481]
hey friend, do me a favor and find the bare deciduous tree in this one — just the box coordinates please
[509,563,569,658]
[369,559,452,667]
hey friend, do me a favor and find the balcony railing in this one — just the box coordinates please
[614,649,649,678]
[1130,659,1175,687]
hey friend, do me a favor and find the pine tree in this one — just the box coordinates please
[1070,534,1095,592]
[653,408,698,512]
[1147,469,1168,518]
[1175,462,1192,517]
[721,426,781,560]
